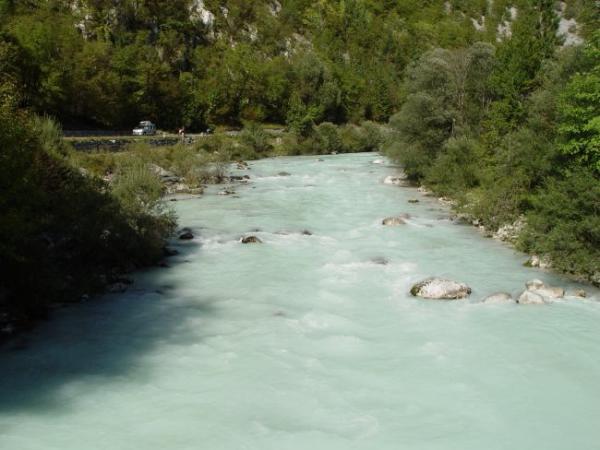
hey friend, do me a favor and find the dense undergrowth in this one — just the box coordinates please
[0,95,176,330]
[384,24,600,285]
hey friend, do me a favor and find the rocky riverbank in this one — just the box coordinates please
[380,165,599,288]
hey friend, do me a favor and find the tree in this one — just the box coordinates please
[557,32,600,171]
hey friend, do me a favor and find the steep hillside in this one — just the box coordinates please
[0,0,594,130]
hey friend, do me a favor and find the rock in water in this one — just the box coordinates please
[410,278,472,300]
[526,279,545,291]
[178,229,194,240]
[482,292,514,304]
[525,279,565,299]
[370,257,389,265]
[372,159,385,164]
[572,289,587,298]
[535,286,565,299]
[383,175,407,186]
[241,236,262,244]
[517,291,546,305]
[278,171,291,176]
[525,254,552,269]
[382,216,409,226]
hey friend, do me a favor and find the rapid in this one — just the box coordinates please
[1,153,599,450]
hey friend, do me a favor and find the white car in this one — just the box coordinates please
[132,121,157,136]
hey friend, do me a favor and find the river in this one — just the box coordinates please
[1,153,599,449]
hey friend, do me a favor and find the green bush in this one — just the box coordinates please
[0,99,177,323]
[314,122,343,154]
[425,136,484,199]
[340,122,385,153]
[239,122,273,156]
[519,168,600,283]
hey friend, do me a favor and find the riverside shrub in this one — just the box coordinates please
[0,101,175,324]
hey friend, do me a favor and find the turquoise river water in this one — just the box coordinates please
[1,153,599,450]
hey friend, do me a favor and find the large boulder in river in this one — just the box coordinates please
[382,217,406,226]
[410,278,472,300]
[241,236,262,244]
[482,292,514,304]
[526,279,565,299]
[525,279,545,290]
[517,290,546,305]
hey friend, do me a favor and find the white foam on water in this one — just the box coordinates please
[1,153,599,450]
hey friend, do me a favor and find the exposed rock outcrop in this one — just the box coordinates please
[526,279,564,298]
[517,290,546,305]
[410,278,472,300]
[524,254,552,269]
[383,175,408,186]
[382,216,407,226]
[241,236,262,244]
[178,229,194,240]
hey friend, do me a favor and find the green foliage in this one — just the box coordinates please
[239,122,273,155]
[314,122,343,154]
[425,136,484,198]
[385,42,495,179]
[557,32,600,171]
[340,121,384,153]
[519,168,600,281]
[1,0,522,130]
[383,5,599,283]
[0,95,176,322]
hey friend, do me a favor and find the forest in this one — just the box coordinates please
[0,0,599,328]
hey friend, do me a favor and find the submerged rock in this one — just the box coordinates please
[524,254,552,269]
[408,199,419,204]
[301,230,313,236]
[517,290,546,305]
[382,217,406,226]
[178,229,194,240]
[383,175,407,186]
[382,214,410,226]
[218,189,236,196]
[241,236,262,244]
[278,171,291,176]
[163,247,179,257]
[370,257,389,265]
[482,292,514,304]
[230,175,251,182]
[410,278,472,300]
